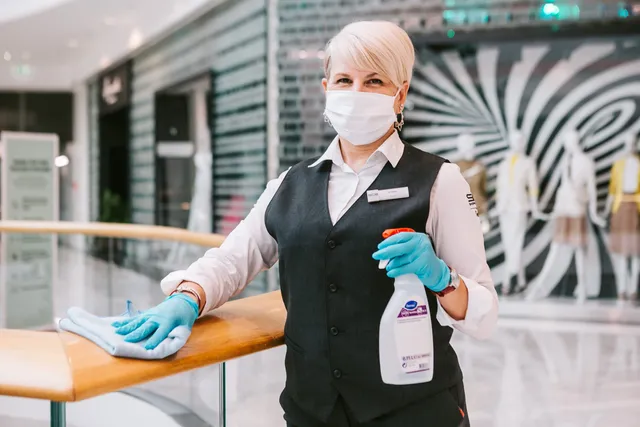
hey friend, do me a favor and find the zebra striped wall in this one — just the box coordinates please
[404,37,640,298]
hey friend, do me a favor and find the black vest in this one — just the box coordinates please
[265,143,462,423]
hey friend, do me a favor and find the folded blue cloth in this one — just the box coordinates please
[57,301,191,360]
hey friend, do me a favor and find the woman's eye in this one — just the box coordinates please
[336,78,351,84]
[368,79,383,85]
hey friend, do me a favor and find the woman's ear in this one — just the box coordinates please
[396,81,409,113]
[322,78,328,92]
[401,81,409,104]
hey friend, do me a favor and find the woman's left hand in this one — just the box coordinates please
[372,232,450,293]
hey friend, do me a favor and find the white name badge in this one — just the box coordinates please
[367,187,410,203]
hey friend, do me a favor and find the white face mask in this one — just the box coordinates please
[324,89,400,146]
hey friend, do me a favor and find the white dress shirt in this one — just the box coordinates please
[496,152,540,213]
[162,131,499,340]
[554,151,597,217]
[622,155,640,193]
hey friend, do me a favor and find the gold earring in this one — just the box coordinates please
[395,105,405,131]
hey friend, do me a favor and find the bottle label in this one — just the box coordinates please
[395,297,432,374]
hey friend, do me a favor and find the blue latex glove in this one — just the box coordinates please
[112,294,199,350]
[372,232,451,293]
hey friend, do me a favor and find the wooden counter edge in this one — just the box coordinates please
[0,330,76,402]
[0,220,226,248]
[64,291,286,402]
[0,291,286,402]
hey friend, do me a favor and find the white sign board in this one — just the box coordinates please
[1,131,59,329]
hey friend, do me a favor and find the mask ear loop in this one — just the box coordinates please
[323,111,333,128]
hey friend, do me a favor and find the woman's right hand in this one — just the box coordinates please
[112,294,199,350]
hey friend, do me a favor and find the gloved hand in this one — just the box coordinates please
[372,231,450,293]
[112,293,199,350]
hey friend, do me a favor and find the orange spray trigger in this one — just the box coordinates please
[382,228,415,239]
[378,228,415,270]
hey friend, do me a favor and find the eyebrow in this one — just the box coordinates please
[333,72,382,78]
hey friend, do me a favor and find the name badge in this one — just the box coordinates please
[367,187,410,203]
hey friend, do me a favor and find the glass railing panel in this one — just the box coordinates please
[225,347,286,427]
[0,228,284,427]
[125,365,224,427]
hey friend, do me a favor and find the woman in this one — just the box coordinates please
[114,20,498,427]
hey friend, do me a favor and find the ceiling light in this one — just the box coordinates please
[11,64,32,79]
[68,39,79,48]
[100,55,111,68]
[54,155,69,168]
[128,29,143,50]
[4,51,11,61]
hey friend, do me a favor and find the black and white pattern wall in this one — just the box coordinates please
[404,38,640,298]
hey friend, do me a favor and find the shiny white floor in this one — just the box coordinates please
[2,247,640,426]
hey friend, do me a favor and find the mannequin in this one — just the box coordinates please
[526,129,606,302]
[495,131,547,295]
[455,133,488,231]
[167,88,213,266]
[603,133,640,300]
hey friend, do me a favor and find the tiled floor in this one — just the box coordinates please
[2,246,640,426]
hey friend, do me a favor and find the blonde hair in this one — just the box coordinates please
[324,21,415,88]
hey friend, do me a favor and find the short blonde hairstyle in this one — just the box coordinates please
[324,21,415,88]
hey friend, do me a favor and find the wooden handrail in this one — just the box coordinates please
[0,220,226,248]
[0,291,286,402]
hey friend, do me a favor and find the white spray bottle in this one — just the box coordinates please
[378,228,434,385]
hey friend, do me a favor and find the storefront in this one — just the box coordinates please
[0,90,73,221]
[154,73,212,231]
[86,0,271,287]
[96,61,132,224]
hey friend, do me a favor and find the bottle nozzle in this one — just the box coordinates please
[382,228,415,239]
[379,228,415,269]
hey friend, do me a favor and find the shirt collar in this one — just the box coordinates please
[308,131,405,169]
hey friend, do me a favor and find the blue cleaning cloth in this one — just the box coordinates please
[57,301,191,360]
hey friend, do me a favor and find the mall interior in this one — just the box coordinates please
[1,1,640,426]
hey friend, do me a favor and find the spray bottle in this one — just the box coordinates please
[378,228,434,385]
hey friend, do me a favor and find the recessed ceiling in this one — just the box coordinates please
[0,0,211,90]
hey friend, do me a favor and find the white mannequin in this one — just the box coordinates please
[167,88,213,267]
[603,133,640,300]
[526,129,606,302]
[495,131,547,294]
[456,133,489,232]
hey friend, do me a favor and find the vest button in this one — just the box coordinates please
[329,283,337,293]
[327,240,336,249]
[333,369,342,379]
[330,326,339,336]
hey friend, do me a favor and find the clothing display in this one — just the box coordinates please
[608,156,640,256]
[552,150,599,247]
[495,153,539,214]
[58,301,191,359]
[553,216,588,247]
[499,212,528,272]
[553,152,594,217]
[455,159,487,215]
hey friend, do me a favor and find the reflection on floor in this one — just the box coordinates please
[2,247,640,426]
[499,295,640,324]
